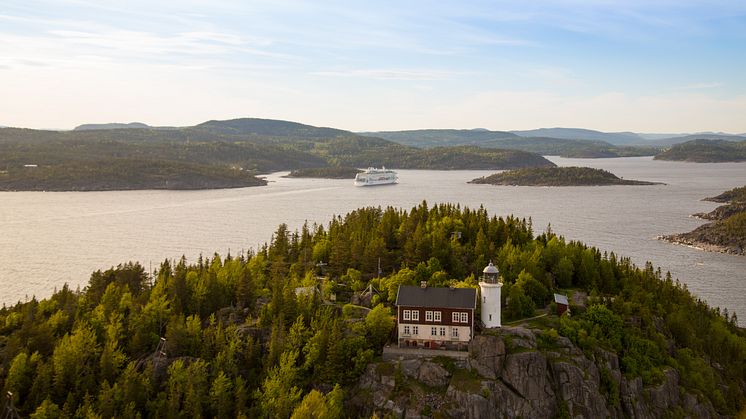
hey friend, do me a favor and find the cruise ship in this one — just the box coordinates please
[354,167,398,186]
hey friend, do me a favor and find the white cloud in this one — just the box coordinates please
[676,82,723,90]
[311,68,459,81]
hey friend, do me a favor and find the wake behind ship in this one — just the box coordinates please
[354,167,398,186]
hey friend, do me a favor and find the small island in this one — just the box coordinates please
[284,167,362,179]
[662,185,746,255]
[469,166,661,186]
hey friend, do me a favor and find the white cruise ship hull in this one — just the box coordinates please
[354,168,398,186]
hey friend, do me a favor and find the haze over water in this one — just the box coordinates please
[1,156,745,323]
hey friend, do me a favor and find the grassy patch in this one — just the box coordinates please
[432,356,457,374]
[450,368,484,394]
[376,362,395,376]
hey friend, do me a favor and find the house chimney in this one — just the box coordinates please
[420,281,427,289]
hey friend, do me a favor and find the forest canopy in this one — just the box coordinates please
[0,202,744,417]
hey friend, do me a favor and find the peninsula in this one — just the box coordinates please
[662,185,746,255]
[469,166,661,186]
[285,167,362,179]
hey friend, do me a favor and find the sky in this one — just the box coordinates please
[2,0,746,133]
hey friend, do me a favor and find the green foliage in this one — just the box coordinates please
[365,304,395,349]
[286,167,362,179]
[363,129,657,158]
[0,122,556,191]
[0,201,744,417]
[470,166,659,186]
[505,283,535,320]
[655,139,746,162]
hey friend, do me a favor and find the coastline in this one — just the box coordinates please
[658,234,745,256]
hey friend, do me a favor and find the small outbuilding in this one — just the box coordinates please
[554,293,570,316]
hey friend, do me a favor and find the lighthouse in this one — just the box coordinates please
[480,261,502,328]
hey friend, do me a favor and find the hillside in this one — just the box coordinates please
[0,159,265,191]
[365,129,657,157]
[663,185,746,255]
[358,129,519,148]
[663,212,746,256]
[0,119,556,191]
[285,167,362,179]
[194,117,349,139]
[705,185,746,203]
[0,203,743,418]
[654,139,746,162]
[510,128,644,145]
[469,167,660,186]
[646,133,746,147]
[74,122,151,130]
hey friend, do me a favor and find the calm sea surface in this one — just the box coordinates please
[1,157,745,322]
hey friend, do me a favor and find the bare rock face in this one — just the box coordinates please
[350,327,722,419]
[550,359,608,418]
[468,335,506,379]
[417,361,451,388]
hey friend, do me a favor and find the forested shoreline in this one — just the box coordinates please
[1,203,744,417]
[662,185,746,256]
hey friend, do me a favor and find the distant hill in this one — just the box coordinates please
[510,128,645,145]
[195,118,348,139]
[645,133,746,147]
[361,129,656,157]
[0,118,556,190]
[358,129,519,148]
[469,166,660,186]
[654,139,746,162]
[74,122,151,131]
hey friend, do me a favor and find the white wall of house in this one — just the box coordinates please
[398,323,471,343]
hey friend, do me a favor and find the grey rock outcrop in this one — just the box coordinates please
[350,327,722,419]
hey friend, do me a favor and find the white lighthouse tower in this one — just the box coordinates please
[480,261,502,328]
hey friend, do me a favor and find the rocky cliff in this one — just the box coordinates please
[350,327,720,418]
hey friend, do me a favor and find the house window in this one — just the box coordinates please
[439,327,446,336]
[489,314,492,321]
[425,311,433,321]
[461,312,468,323]
[403,310,411,321]
[452,328,459,338]
[431,327,437,336]
[403,325,410,335]
[411,310,419,321]
[434,311,441,322]
[483,296,486,303]
[412,326,419,336]
[452,312,459,322]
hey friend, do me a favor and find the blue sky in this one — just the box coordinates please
[2,0,746,132]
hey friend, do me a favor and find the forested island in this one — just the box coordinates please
[1,203,744,418]
[285,167,362,179]
[662,185,746,255]
[654,139,746,162]
[469,167,660,186]
[0,118,555,191]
